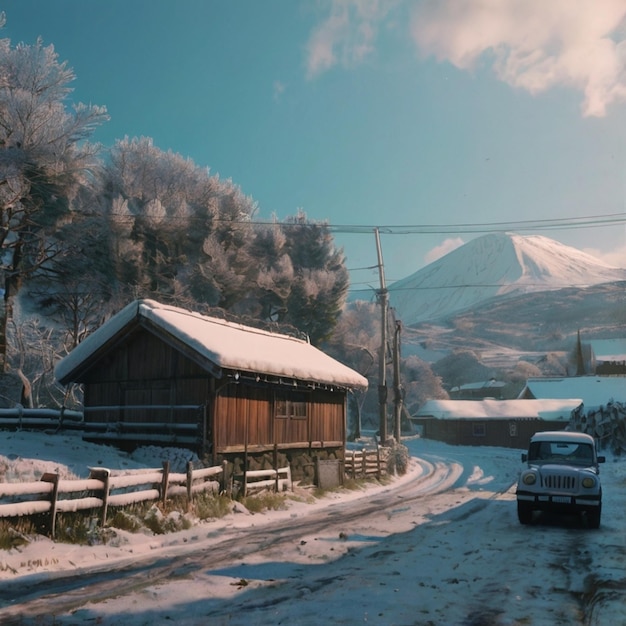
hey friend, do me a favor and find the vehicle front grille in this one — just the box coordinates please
[542,474,576,490]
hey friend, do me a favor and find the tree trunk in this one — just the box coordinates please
[0,289,10,373]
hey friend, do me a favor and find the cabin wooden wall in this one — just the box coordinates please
[81,329,210,425]
[213,383,346,453]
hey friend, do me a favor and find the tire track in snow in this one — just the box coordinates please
[0,455,465,622]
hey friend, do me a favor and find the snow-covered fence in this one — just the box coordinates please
[0,460,226,538]
[236,466,292,497]
[344,448,384,480]
[0,407,83,430]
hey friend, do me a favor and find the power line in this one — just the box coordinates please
[324,212,626,234]
[349,281,620,294]
[102,210,626,233]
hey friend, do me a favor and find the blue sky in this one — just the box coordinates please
[3,0,626,290]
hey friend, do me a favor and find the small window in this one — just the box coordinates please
[275,391,308,419]
[473,422,486,437]
[509,422,518,437]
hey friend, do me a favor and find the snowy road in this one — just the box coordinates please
[1,437,625,625]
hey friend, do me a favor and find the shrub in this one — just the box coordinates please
[387,442,410,476]
[193,493,232,520]
[241,491,288,513]
[0,519,34,550]
[109,510,142,533]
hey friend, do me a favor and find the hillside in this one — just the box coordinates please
[402,280,626,368]
[388,233,626,325]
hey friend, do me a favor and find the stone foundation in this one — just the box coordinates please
[217,447,345,486]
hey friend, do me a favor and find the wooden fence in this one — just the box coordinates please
[0,460,227,538]
[237,466,292,497]
[344,448,386,479]
[0,407,83,430]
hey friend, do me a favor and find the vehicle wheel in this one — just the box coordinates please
[587,505,601,529]
[517,501,533,525]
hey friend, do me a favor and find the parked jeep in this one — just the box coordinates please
[516,431,605,528]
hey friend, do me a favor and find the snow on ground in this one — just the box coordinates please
[0,430,625,625]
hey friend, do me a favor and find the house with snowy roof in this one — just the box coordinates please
[518,376,625,411]
[449,378,507,400]
[410,398,583,448]
[55,300,368,480]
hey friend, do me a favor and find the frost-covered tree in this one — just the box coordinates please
[402,355,448,414]
[191,182,258,311]
[0,27,108,369]
[102,137,262,310]
[103,137,215,297]
[102,148,349,342]
[282,210,349,345]
[252,222,294,321]
[432,349,494,391]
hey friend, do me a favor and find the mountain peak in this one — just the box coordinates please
[388,233,626,325]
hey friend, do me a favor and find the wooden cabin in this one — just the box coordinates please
[410,398,583,449]
[55,300,368,480]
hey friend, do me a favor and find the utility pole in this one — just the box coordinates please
[393,319,403,443]
[374,228,388,443]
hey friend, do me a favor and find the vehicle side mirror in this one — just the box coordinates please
[521,453,528,463]
[597,456,606,464]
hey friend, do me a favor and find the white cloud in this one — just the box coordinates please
[425,236,464,263]
[305,0,397,79]
[583,241,626,268]
[410,0,626,117]
[306,1,626,113]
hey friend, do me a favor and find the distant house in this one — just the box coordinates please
[518,376,626,411]
[449,378,506,400]
[589,339,626,375]
[410,398,583,448]
[55,300,368,479]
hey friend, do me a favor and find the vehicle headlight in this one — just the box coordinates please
[523,473,537,485]
[582,477,596,488]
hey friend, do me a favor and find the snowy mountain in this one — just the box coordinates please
[389,233,626,325]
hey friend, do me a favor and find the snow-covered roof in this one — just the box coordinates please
[589,339,626,362]
[412,398,583,421]
[451,379,506,392]
[55,300,368,390]
[520,376,625,410]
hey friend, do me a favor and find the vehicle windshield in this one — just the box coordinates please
[528,441,594,465]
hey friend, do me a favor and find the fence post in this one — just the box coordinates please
[161,461,170,503]
[221,460,228,495]
[376,446,381,479]
[40,473,59,539]
[89,468,110,527]
[361,448,366,478]
[186,461,193,510]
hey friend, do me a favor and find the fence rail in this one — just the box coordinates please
[0,407,83,430]
[236,467,292,497]
[0,460,227,538]
[0,406,203,445]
